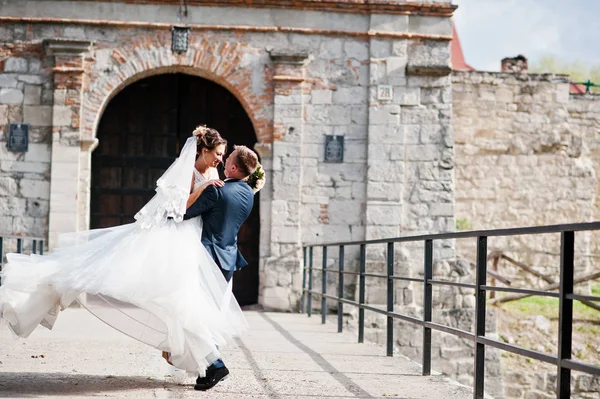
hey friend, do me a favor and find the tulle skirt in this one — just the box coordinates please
[0,219,247,375]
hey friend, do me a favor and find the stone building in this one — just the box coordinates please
[0,0,456,309]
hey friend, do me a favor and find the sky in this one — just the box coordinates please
[452,0,600,72]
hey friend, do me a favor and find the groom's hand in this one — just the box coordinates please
[184,185,220,220]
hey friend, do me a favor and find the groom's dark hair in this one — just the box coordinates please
[233,145,258,177]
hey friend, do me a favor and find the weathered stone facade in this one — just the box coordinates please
[453,71,600,288]
[0,0,457,312]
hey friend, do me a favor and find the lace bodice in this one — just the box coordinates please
[193,168,220,191]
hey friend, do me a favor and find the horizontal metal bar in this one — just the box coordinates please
[361,304,395,317]
[425,321,474,340]
[477,336,556,364]
[303,289,600,375]
[561,359,600,376]
[391,276,423,283]
[481,285,560,298]
[0,235,45,241]
[304,222,600,247]
[429,279,476,289]
[322,268,361,276]
[568,293,600,303]
[363,273,387,278]
[388,311,424,325]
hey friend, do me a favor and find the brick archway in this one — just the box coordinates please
[81,32,273,144]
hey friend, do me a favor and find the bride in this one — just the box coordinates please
[0,126,251,378]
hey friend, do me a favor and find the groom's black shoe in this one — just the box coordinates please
[194,366,229,391]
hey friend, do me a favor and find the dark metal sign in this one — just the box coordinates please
[7,123,29,152]
[324,135,344,163]
[171,26,190,54]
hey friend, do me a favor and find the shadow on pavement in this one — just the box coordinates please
[0,372,185,397]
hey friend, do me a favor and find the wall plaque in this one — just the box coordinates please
[324,135,344,163]
[7,123,29,152]
[377,85,393,101]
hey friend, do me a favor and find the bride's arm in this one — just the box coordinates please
[186,179,224,209]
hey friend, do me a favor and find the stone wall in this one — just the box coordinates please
[0,37,52,239]
[453,71,599,288]
[1,1,458,312]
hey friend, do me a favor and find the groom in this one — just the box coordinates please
[184,144,258,391]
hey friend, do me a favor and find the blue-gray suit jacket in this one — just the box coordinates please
[183,179,254,271]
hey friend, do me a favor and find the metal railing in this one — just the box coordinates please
[571,80,600,94]
[0,235,45,285]
[301,222,600,399]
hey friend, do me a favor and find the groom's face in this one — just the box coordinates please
[224,150,238,178]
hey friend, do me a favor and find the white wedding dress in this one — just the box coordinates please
[0,136,247,376]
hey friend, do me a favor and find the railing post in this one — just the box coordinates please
[358,244,366,343]
[387,242,394,357]
[308,247,314,317]
[474,236,487,399]
[338,245,344,333]
[301,247,307,313]
[423,239,433,376]
[322,246,328,324]
[557,231,574,399]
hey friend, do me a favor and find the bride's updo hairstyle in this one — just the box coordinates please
[192,125,227,154]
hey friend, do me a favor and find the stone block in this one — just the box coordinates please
[392,40,408,57]
[19,179,50,200]
[344,41,369,61]
[409,16,452,36]
[271,226,300,244]
[370,14,409,33]
[332,87,367,104]
[23,85,42,105]
[23,105,52,126]
[310,90,333,104]
[28,59,42,74]
[51,105,73,126]
[0,196,27,216]
[394,87,420,106]
[369,125,404,144]
[27,198,49,218]
[351,105,368,125]
[54,89,67,106]
[0,104,7,125]
[64,26,86,39]
[366,203,401,225]
[369,39,391,58]
[405,144,439,161]
[17,75,48,85]
[369,104,400,125]
[0,177,18,196]
[0,88,23,104]
[402,107,438,124]
[274,94,304,105]
[306,104,351,125]
[327,199,362,225]
[319,38,343,59]
[366,182,402,201]
[386,57,407,76]
[0,74,18,88]
[261,286,291,310]
[24,143,51,163]
[4,57,28,73]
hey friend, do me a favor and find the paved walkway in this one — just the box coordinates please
[0,309,473,398]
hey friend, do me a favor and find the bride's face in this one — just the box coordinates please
[202,144,226,168]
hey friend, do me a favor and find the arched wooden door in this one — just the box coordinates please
[92,73,260,306]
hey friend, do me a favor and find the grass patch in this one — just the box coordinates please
[592,282,600,296]
[498,294,600,322]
